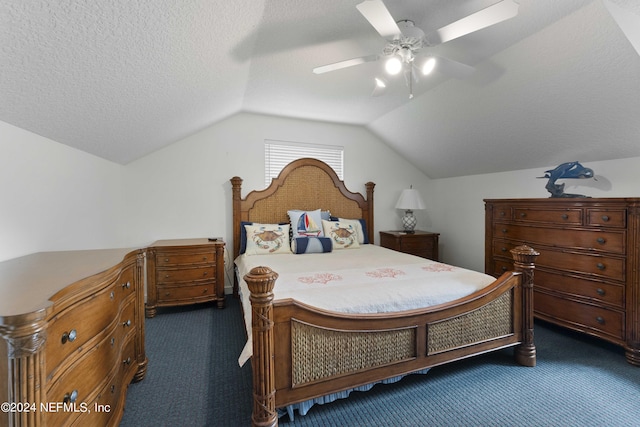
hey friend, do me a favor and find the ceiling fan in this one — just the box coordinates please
[313,0,519,98]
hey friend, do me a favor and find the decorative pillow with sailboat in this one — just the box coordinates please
[288,209,325,250]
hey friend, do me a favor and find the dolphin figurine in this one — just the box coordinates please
[538,161,595,198]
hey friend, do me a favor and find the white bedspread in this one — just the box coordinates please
[235,244,495,366]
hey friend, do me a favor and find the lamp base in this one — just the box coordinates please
[402,210,417,233]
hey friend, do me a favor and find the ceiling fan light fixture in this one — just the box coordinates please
[421,57,436,75]
[385,56,403,75]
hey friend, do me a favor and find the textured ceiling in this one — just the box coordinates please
[1,0,639,178]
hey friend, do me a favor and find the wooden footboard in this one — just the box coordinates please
[245,245,539,427]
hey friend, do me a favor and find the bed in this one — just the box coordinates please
[231,158,538,427]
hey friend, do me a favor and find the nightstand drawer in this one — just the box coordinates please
[157,284,215,303]
[156,266,215,284]
[156,251,214,266]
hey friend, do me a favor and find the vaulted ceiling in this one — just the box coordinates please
[1,0,639,178]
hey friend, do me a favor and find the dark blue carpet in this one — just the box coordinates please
[120,297,640,426]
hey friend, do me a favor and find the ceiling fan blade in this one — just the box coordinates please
[431,56,476,79]
[356,0,402,40]
[313,54,380,74]
[426,0,519,45]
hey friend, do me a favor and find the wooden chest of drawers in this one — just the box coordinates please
[379,230,439,261]
[146,238,225,317]
[485,198,640,365]
[0,249,147,427]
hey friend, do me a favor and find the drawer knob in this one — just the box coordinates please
[520,213,526,218]
[165,292,171,297]
[501,247,507,252]
[203,288,208,294]
[61,329,77,344]
[501,266,508,272]
[110,291,115,300]
[596,237,606,244]
[164,258,170,262]
[501,228,508,234]
[123,357,132,365]
[596,288,606,296]
[123,319,132,327]
[499,211,505,216]
[122,281,131,289]
[601,215,610,222]
[203,271,208,276]
[111,385,116,393]
[596,316,605,324]
[596,263,605,270]
[63,390,78,404]
[561,214,568,220]
[203,256,208,261]
[111,337,116,346]
[165,274,170,278]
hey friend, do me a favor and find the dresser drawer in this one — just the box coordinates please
[510,207,583,225]
[493,240,624,281]
[156,250,214,266]
[534,290,624,341]
[157,283,215,303]
[534,270,624,308]
[587,209,626,228]
[46,283,119,377]
[493,224,625,254]
[156,265,215,284]
[46,326,121,427]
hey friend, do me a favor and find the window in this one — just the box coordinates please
[264,140,344,186]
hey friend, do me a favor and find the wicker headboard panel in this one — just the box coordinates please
[231,158,375,261]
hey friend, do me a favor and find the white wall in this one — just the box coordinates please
[123,112,431,291]
[430,157,640,271]
[0,121,126,262]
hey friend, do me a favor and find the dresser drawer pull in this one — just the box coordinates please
[501,247,507,252]
[596,288,606,296]
[203,256,208,261]
[164,258,170,262]
[499,211,506,216]
[61,329,77,344]
[123,319,132,327]
[111,337,116,346]
[110,291,115,300]
[165,274,171,278]
[123,357,132,366]
[601,215,609,222]
[63,390,78,404]
[203,288,208,294]
[561,214,568,220]
[596,316,605,325]
[596,263,605,270]
[203,271,208,276]
[596,237,606,244]
[501,266,508,272]
[501,228,508,234]
[122,281,131,289]
[520,213,526,218]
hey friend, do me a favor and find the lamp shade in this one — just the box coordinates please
[395,188,426,210]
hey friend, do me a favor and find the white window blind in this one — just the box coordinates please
[265,140,343,186]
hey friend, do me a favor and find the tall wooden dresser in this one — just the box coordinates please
[146,238,225,318]
[485,198,640,365]
[0,249,147,426]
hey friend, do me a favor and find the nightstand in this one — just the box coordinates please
[379,230,439,261]
[146,238,225,317]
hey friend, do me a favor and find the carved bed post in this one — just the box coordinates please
[231,176,243,297]
[245,266,279,427]
[511,245,539,367]
[365,182,375,244]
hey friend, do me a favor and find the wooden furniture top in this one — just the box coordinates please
[149,238,223,248]
[0,248,139,318]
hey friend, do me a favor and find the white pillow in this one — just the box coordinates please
[244,224,292,255]
[337,218,366,244]
[322,220,360,249]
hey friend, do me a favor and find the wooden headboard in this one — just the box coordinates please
[230,158,375,261]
